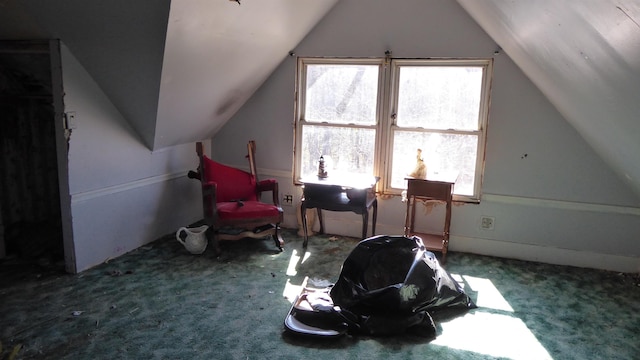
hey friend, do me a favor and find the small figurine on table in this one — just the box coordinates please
[318,156,328,179]
[408,148,427,179]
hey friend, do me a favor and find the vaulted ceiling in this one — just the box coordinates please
[1,0,639,197]
[457,0,640,198]
[0,0,338,149]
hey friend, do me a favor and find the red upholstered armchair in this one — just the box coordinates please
[189,141,284,253]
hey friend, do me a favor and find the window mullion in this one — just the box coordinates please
[376,60,392,192]
[378,59,400,193]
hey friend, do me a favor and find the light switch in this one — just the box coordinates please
[65,111,77,129]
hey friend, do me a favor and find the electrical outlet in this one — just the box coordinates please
[283,194,293,206]
[480,216,495,230]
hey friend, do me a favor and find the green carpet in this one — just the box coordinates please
[1,229,638,359]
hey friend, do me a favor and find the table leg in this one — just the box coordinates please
[361,211,368,239]
[301,203,309,248]
[372,199,377,236]
[316,208,325,234]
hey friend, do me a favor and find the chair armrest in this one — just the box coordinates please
[257,179,277,192]
[257,179,279,206]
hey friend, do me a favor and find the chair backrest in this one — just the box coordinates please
[196,142,258,202]
[247,140,258,182]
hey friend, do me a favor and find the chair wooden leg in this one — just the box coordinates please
[210,229,222,256]
[273,225,284,252]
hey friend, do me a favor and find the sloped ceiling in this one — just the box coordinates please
[0,0,172,149]
[1,0,639,197]
[0,0,338,149]
[457,0,640,198]
[154,0,339,149]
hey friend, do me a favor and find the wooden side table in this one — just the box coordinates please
[300,175,378,248]
[404,176,456,263]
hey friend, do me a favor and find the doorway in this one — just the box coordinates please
[0,40,74,277]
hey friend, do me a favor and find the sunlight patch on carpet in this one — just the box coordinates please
[432,312,552,359]
[434,275,552,360]
[285,248,311,276]
[462,275,514,312]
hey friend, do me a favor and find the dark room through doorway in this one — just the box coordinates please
[0,40,71,278]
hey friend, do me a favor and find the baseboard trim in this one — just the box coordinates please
[450,235,640,273]
[289,216,639,273]
[71,171,187,203]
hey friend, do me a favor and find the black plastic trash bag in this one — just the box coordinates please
[329,235,475,336]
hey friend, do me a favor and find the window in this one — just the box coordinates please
[294,57,493,202]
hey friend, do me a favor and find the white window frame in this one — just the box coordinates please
[293,57,493,203]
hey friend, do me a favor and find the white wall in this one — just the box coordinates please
[213,0,640,272]
[61,44,203,272]
[458,0,640,200]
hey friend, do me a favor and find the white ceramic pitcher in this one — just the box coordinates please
[176,225,209,254]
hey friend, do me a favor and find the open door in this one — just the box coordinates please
[0,40,75,274]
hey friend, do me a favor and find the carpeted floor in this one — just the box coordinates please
[0,228,638,359]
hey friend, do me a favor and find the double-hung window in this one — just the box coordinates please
[294,57,493,202]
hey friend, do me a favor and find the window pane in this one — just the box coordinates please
[396,66,483,130]
[300,125,376,178]
[391,131,478,196]
[305,64,379,125]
